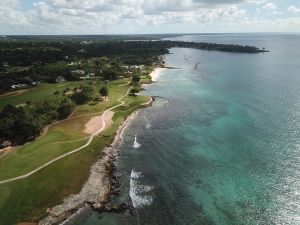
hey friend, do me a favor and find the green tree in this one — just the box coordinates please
[132,75,141,83]
[57,99,75,119]
[12,118,40,142]
[99,86,109,97]
[0,105,41,143]
[130,88,140,96]
[71,86,94,104]
[102,67,119,80]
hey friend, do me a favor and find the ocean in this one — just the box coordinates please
[73,33,300,225]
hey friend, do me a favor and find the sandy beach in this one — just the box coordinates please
[149,67,166,82]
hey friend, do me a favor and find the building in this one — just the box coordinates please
[71,70,85,75]
[77,49,86,53]
[32,81,41,86]
[56,76,66,83]
[79,75,90,80]
[131,65,144,69]
[11,84,27,89]
[1,141,11,149]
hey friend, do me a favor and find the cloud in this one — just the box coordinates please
[288,6,300,14]
[0,0,299,34]
[261,2,277,11]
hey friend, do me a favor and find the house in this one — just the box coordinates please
[79,75,90,80]
[80,41,92,45]
[77,49,86,53]
[56,76,66,83]
[11,84,27,89]
[131,65,144,69]
[71,70,85,75]
[68,61,82,66]
[1,141,11,149]
[32,81,41,86]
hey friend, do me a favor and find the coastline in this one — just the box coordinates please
[38,66,163,225]
[149,67,166,82]
[39,99,153,225]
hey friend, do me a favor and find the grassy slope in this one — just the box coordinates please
[0,78,151,225]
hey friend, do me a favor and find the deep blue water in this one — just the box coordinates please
[74,33,300,225]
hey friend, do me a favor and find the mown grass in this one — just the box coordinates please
[0,81,85,109]
[0,79,129,110]
[73,80,129,116]
[0,138,87,180]
[0,135,111,225]
[0,80,150,225]
[0,80,130,181]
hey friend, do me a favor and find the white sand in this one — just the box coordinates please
[83,111,114,135]
[149,68,165,82]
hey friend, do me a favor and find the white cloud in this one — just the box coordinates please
[0,0,299,34]
[261,2,277,11]
[288,6,300,14]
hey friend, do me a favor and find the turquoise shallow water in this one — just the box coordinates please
[74,34,300,225]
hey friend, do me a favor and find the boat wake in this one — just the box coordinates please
[129,170,153,208]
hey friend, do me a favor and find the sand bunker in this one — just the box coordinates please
[84,111,114,135]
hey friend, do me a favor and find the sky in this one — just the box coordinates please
[0,0,299,34]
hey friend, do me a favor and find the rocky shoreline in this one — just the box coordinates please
[39,98,153,225]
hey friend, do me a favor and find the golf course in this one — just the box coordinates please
[0,78,150,225]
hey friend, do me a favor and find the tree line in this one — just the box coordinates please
[0,84,112,144]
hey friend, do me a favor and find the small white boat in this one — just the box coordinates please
[133,135,141,149]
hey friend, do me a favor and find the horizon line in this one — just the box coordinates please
[1,32,300,36]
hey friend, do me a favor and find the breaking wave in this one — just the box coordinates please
[129,170,153,208]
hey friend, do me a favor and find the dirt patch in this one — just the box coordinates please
[17,222,37,225]
[0,89,28,97]
[0,147,14,159]
[84,111,114,135]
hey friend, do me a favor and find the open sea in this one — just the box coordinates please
[73,33,300,225]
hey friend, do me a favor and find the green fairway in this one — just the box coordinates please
[0,79,130,109]
[0,135,110,225]
[0,81,82,108]
[73,80,130,116]
[0,80,131,180]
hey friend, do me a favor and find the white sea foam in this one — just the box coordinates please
[130,170,142,179]
[129,170,153,208]
[133,135,142,149]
